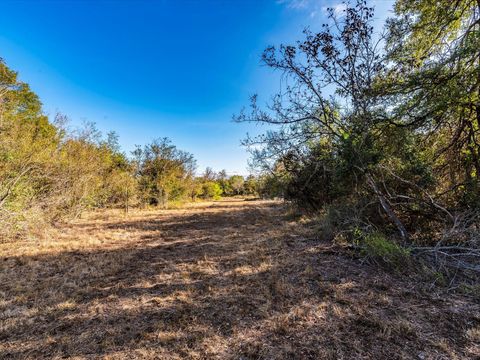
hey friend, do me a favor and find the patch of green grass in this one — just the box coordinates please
[359,232,411,271]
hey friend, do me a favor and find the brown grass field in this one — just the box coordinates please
[1,199,479,359]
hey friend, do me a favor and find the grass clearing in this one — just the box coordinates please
[1,199,479,359]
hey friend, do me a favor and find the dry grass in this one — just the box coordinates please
[1,199,479,359]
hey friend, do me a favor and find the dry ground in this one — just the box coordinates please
[1,199,479,359]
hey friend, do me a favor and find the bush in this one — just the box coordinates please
[358,232,411,271]
[201,181,222,200]
[257,174,287,199]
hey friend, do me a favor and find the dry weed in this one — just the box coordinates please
[0,199,478,359]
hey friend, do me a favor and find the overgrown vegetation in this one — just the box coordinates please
[0,61,137,241]
[1,1,480,356]
[1,0,478,286]
[237,0,480,285]
[0,60,264,241]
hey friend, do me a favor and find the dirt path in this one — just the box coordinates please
[1,199,479,359]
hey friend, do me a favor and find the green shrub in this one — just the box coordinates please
[201,181,222,200]
[359,232,411,271]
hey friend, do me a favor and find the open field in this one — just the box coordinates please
[1,199,479,359]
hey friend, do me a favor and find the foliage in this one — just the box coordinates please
[381,0,480,209]
[200,181,223,200]
[0,56,267,241]
[237,0,480,281]
[357,231,411,270]
[0,58,202,240]
[243,175,258,195]
[228,175,245,195]
[0,61,139,239]
[133,138,196,208]
[195,169,262,198]
[257,172,287,199]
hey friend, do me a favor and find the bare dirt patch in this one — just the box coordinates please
[1,199,479,359]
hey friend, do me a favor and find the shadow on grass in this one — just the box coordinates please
[1,202,478,359]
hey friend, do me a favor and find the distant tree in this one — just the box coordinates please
[135,138,196,208]
[243,175,258,195]
[202,167,216,181]
[216,169,231,194]
[217,169,228,180]
[200,181,222,200]
[188,177,204,201]
[228,175,245,196]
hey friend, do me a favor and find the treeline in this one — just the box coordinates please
[238,0,480,282]
[0,59,265,241]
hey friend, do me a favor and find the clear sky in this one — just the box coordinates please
[0,0,394,175]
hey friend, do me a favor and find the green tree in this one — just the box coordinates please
[0,58,61,237]
[382,0,480,207]
[235,1,411,237]
[228,175,245,196]
[135,138,196,208]
[243,175,258,195]
[216,169,232,194]
[200,181,222,200]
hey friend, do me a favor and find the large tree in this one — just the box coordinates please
[134,138,196,208]
[382,0,480,208]
[237,0,480,278]
[236,0,413,239]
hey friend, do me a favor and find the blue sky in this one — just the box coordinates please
[0,0,394,175]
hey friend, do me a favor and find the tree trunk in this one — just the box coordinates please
[366,174,409,242]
